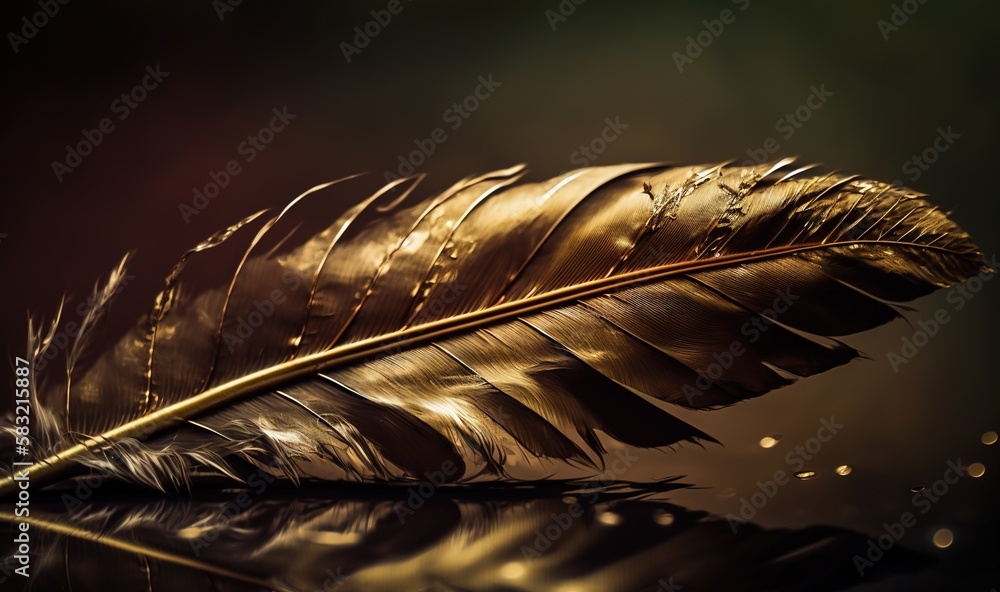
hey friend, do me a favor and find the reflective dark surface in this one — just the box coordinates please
[0,480,936,591]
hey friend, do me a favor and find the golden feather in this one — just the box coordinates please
[0,159,990,495]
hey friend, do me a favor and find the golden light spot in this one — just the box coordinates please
[911,485,925,493]
[982,431,998,446]
[759,435,782,449]
[932,528,953,548]
[176,527,203,539]
[835,465,853,476]
[306,531,361,545]
[794,471,817,480]
[500,561,526,579]
[598,511,621,526]
[654,511,674,526]
[969,462,986,478]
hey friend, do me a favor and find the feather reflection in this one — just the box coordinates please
[2,480,921,591]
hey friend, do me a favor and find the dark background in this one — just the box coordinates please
[1,1,997,329]
[1,1,997,590]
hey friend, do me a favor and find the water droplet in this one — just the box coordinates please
[598,511,621,526]
[969,462,986,478]
[653,510,674,526]
[932,528,954,548]
[759,434,782,448]
[982,431,998,446]
[562,496,577,505]
[911,485,925,493]
[795,471,817,480]
[835,465,853,476]
[500,561,526,579]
